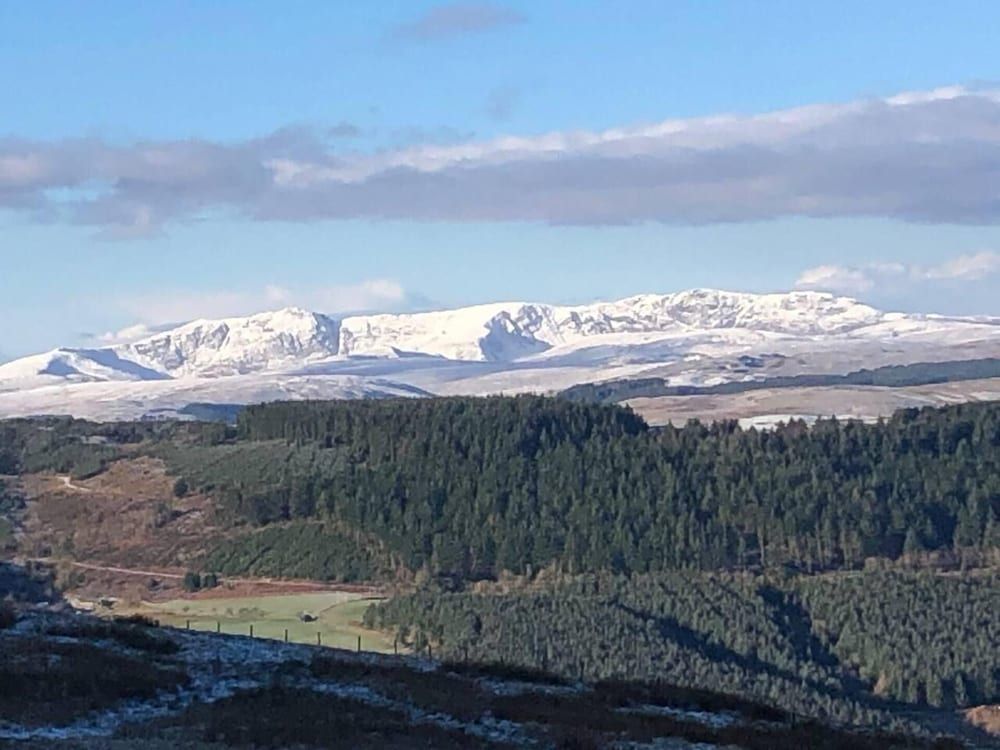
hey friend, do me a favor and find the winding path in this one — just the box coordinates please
[26,557,379,594]
[60,475,93,493]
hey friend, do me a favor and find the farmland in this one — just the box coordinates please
[115,590,399,653]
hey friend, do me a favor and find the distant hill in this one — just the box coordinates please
[562,357,1000,403]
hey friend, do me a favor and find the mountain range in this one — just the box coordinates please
[2,288,1000,421]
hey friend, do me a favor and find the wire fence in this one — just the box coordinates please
[175,618,410,656]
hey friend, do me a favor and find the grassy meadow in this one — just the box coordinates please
[124,591,398,653]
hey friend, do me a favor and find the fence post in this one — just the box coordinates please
[216,621,221,634]
[284,629,289,643]
[393,637,398,656]
[249,624,254,639]
[357,635,361,653]
[186,619,190,630]
[317,632,321,646]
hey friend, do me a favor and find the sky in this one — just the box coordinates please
[2,0,1000,359]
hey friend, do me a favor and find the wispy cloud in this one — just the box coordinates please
[327,121,363,138]
[795,265,877,295]
[920,251,1000,281]
[107,279,418,328]
[485,85,520,121]
[5,86,1000,236]
[86,322,177,346]
[391,3,525,41]
[795,251,1000,296]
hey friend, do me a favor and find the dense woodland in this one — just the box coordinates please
[1,398,998,583]
[156,397,1000,581]
[202,521,397,581]
[366,570,1000,731]
[797,572,999,707]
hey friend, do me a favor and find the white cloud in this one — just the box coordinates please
[796,252,1000,295]
[794,265,875,294]
[91,323,170,345]
[5,86,1000,234]
[920,251,1000,281]
[111,279,412,327]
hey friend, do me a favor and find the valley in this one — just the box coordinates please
[6,6,1000,748]
[1,396,998,746]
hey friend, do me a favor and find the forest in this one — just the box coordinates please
[154,396,1000,581]
[366,570,1000,732]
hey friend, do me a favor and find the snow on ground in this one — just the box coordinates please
[618,703,740,729]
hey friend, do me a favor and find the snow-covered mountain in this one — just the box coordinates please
[336,290,889,361]
[0,308,342,390]
[1,289,999,420]
[120,307,342,377]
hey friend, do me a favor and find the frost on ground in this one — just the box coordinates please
[613,740,724,750]
[618,704,740,729]
[1,607,946,749]
[0,611,539,746]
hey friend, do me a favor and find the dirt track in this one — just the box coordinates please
[60,476,92,493]
[27,556,381,597]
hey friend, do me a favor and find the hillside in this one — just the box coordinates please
[0,590,970,749]
[367,570,999,738]
[1,398,998,743]
[165,397,1000,579]
[2,397,999,581]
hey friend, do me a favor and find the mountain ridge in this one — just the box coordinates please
[0,289,916,384]
[2,288,1000,421]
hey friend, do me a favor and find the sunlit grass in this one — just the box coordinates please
[124,591,399,652]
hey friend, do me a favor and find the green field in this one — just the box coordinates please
[127,591,399,653]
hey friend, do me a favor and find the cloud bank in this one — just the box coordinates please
[796,251,1000,296]
[4,86,1000,236]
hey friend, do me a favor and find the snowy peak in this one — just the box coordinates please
[338,289,886,361]
[622,289,885,335]
[0,290,986,395]
[118,307,342,377]
[2,288,1000,420]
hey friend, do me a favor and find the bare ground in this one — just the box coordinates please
[10,457,380,604]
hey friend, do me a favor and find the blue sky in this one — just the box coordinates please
[2,1,1000,358]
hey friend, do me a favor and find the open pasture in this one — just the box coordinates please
[124,590,398,653]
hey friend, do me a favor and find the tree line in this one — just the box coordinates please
[366,570,1000,731]
[160,396,1000,581]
